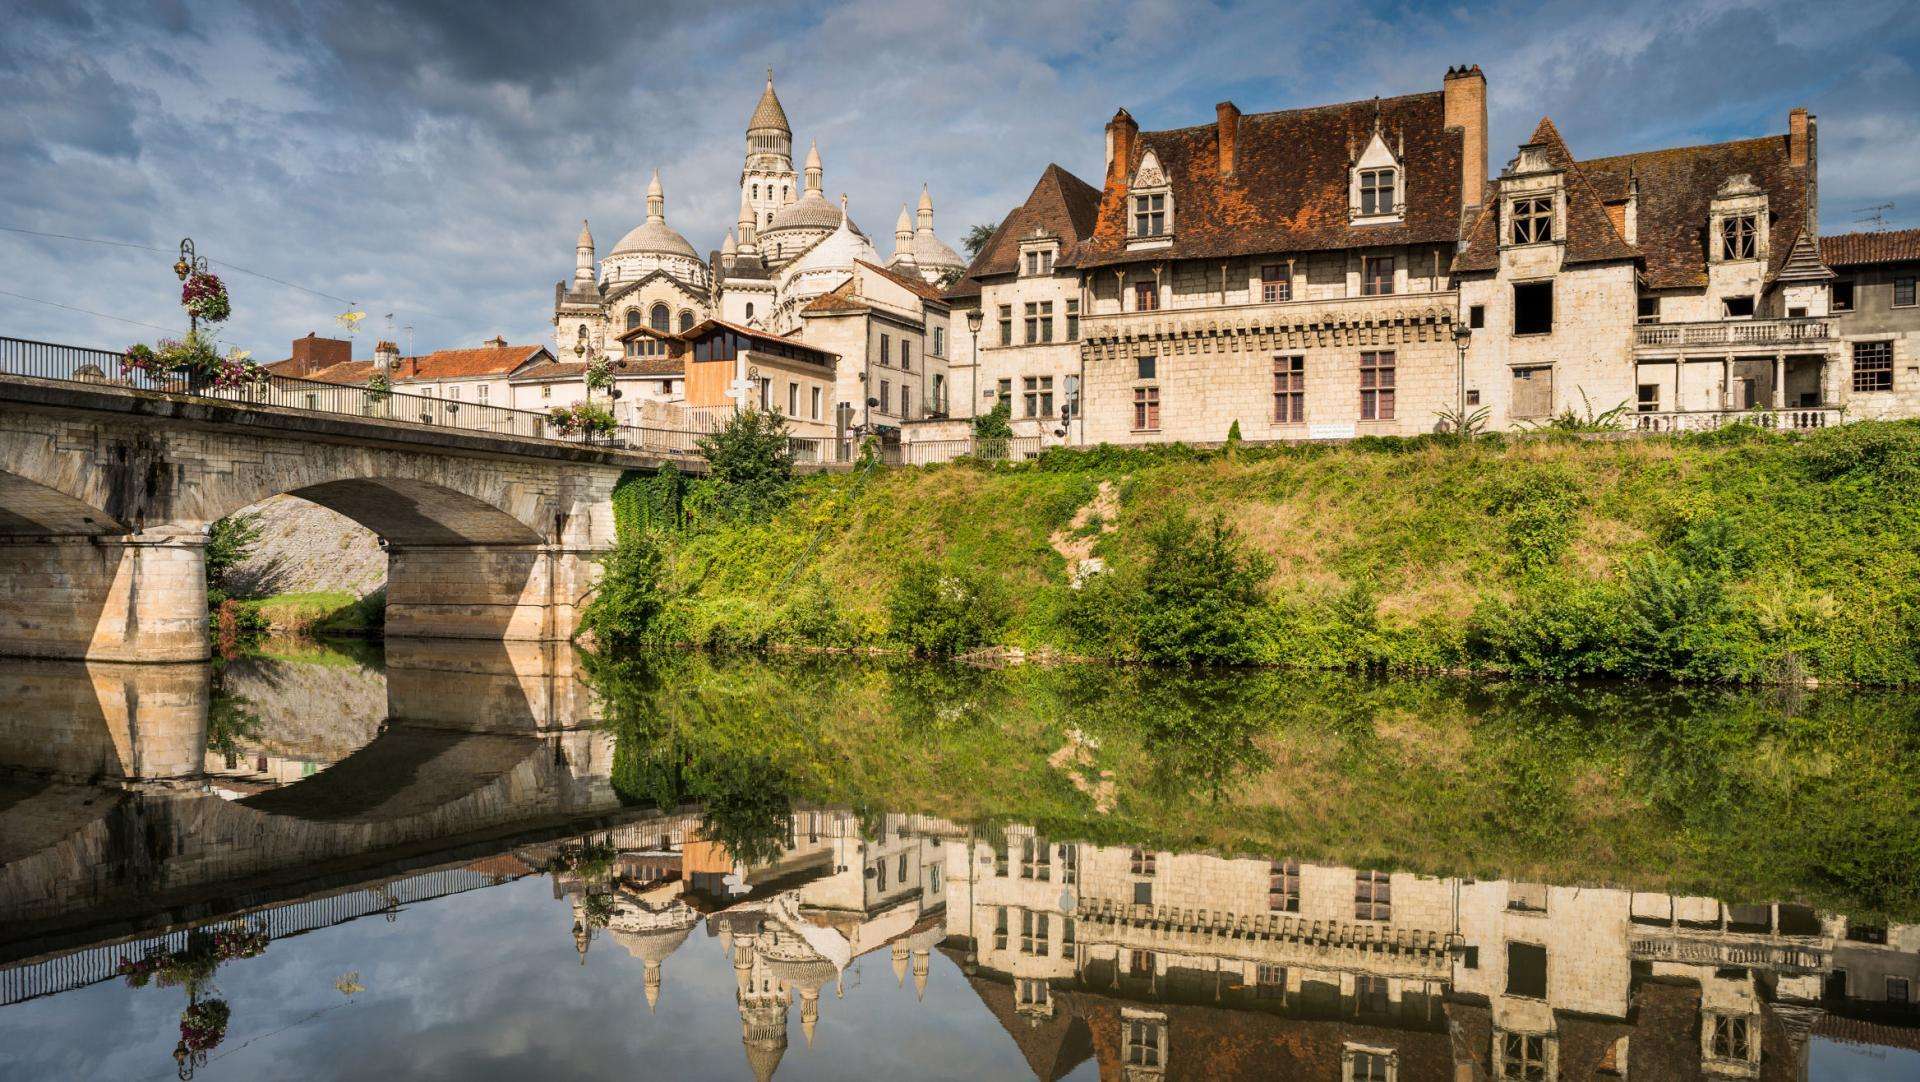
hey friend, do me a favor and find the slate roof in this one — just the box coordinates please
[1073,91,1465,269]
[959,164,1102,286]
[1580,133,1813,289]
[1822,228,1920,267]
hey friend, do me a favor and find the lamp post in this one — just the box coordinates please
[1452,320,1473,436]
[966,307,984,426]
[174,237,208,335]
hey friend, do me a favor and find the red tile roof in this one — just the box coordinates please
[1074,90,1464,269]
[856,259,951,306]
[265,345,550,385]
[1822,228,1920,267]
[961,163,1102,285]
[802,277,869,314]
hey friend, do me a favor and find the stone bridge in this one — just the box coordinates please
[0,376,685,661]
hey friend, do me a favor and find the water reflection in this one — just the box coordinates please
[0,644,1915,1079]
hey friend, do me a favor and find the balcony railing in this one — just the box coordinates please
[1629,934,1829,973]
[1080,289,1456,343]
[1633,407,1843,433]
[1634,318,1835,351]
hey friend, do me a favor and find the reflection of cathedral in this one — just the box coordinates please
[553,72,965,358]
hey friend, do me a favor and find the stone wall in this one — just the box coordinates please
[226,494,385,598]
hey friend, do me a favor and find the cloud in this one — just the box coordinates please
[3,0,1917,358]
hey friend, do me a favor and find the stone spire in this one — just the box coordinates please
[891,204,916,268]
[737,190,757,250]
[800,988,819,1047]
[722,229,737,263]
[645,960,662,1013]
[891,941,910,986]
[916,184,935,233]
[574,219,595,284]
[912,949,930,1001]
[804,141,823,196]
[749,68,790,134]
[646,170,665,224]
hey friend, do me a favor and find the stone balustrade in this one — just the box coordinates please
[1633,317,1835,353]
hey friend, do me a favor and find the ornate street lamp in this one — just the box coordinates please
[1452,320,1473,436]
[965,307,984,428]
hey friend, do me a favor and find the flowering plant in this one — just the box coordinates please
[209,347,265,390]
[366,372,393,400]
[180,272,231,325]
[548,401,617,437]
[585,358,615,393]
[122,343,165,378]
[179,999,231,1053]
[118,926,270,988]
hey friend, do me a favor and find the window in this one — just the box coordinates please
[1017,978,1050,1009]
[678,310,694,332]
[1136,356,1157,380]
[1256,964,1286,999]
[745,302,754,321]
[1041,250,1054,274]
[1261,264,1293,303]
[1273,356,1305,423]
[1708,1014,1751,1060]
[1898,277,1918,308]
[993,907,1009,950]
[1833,279,1855,312]
[1024,302,1054,343]
[1506,942,1548,999]
[1466,389,1480,405]
[1020,909,1050,955]
[1719,214,1757,260]
[650,304,670,331]
[1026,252,1039,276]
[1135,280,1159,311]
[1637,296,1660,324]
[1499,1032,1548,1081]
[996,377,1012,401]
[1359,352,1395,422]
[1355,869,1392,919]
[1023,376,1054,418]
[999,305,1013,345]
[541,385,552,399]
[1508,882,1548,913]
[1133,879,1153,905]
[1133,193,1166,236]
[1019,835,1051,880]
[1360,168,1396,216]
[1362,256,1395,296]
[810,386,822,420]
[880,334,891,365]
[1510,195,1553,244]
[625,309,641,330]
[1064,374,1080,417]
[477,385,488,402]
[1060,844,1079,885]
[758,378,772,410]
[1130,848,1157,875]
[902,385,913,419]
[875,858,887,892]
[1356,974,1389,1015]
[879,379,891,414]
[1066,299,1080,341]
[1723,295,1755,318]
[1469,304,1485,329]
[1125,1017,1164,1068]
[932,326,945,356]
[1268,858,1301,910]
[1890,977,1912,1004]
[1348,1047,1394,1082]
[1856,340,1895,392]
[1637,384,1660,413]
[1514,282,1554,335]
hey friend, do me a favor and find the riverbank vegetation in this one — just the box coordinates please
[585,650,1920,921]
[582,412,1920,685]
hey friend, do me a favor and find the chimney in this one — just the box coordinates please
[1216,101,1240,177]
[1788,107,1810,168]
[1105,108,1139,185]
[485,335,508,349]
[1443,64,1488,213]
[374,340,399,372]
[288,332,351,377]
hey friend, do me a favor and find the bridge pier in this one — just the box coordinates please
[0,531,210,663]
[384,544,599,644]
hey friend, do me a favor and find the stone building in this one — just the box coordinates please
[267,334,556,418]
[1455,108,1835,431]
[798,258,955,443]
[1821,228,1920,419]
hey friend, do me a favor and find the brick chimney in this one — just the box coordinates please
[374,340,400,372]
[288,332,350,377]
[1443,64,1488,213]
[1105,108,1139,185]
[1216,101,1241,177]
[1788,107,1811,168]
[484,334,508,349]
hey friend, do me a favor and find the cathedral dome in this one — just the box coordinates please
[610,921,695,964]
[910,231,965,275]
[783,200,879,278]
[611,171,699,261]
[769,192,858,236]
[748,73,790,134]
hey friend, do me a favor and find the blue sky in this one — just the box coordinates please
[4,0,1918,360]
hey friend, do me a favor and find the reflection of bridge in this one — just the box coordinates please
[0,363,687,660]
[0,642,623,937]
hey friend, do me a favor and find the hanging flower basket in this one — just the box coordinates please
[366,372,393,401]
[548,401,617,438]
[585,358,615,393]
[179,999,231,1053]
[180,272,231,325]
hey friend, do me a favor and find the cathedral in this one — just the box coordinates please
[553,72,965,359]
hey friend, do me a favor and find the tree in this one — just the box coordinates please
[962,222,999,258]
[697,407,794,513]
[1135,512,1272,666]
[204,512,263,599]
[972,399,1014,440]
[578,537,669,653]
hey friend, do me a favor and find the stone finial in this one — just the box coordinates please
[646,170,665,223]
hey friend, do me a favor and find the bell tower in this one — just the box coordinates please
[742,69,798,236]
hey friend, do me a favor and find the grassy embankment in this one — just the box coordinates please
[619,421,1920,685]
[234,590,385,637]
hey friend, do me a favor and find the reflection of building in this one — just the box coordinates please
[942,827,1919,1081]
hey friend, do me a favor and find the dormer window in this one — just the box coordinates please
[1511,196,1554,244]
[1133,193,1166,237]
[1023,248,1057,276]
[1360,169,1395,216]
[1720,214,1757,260]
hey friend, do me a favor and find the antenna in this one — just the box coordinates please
[1854,203,1895,231]
[403,323,415,358]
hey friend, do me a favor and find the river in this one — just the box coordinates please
[0,638,1915,1080]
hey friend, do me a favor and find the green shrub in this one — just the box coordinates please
[579,537,669,653]
[1134,512,1271,666]
[204,512,264,599]
[887,561,1007,657]
[697,408,795,515]
[971,399,1014,440]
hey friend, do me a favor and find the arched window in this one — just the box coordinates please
[745,302,755,320]
[650,303,670,331]
[782,185,790,200]
[753,184,760,199]
[625,308,640,331]
[678,310,695,332]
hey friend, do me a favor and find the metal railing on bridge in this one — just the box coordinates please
[0,336,711,457]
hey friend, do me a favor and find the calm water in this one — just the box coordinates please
[0,640,1917,1081]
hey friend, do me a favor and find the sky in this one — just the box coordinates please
[4,0,1919,361]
